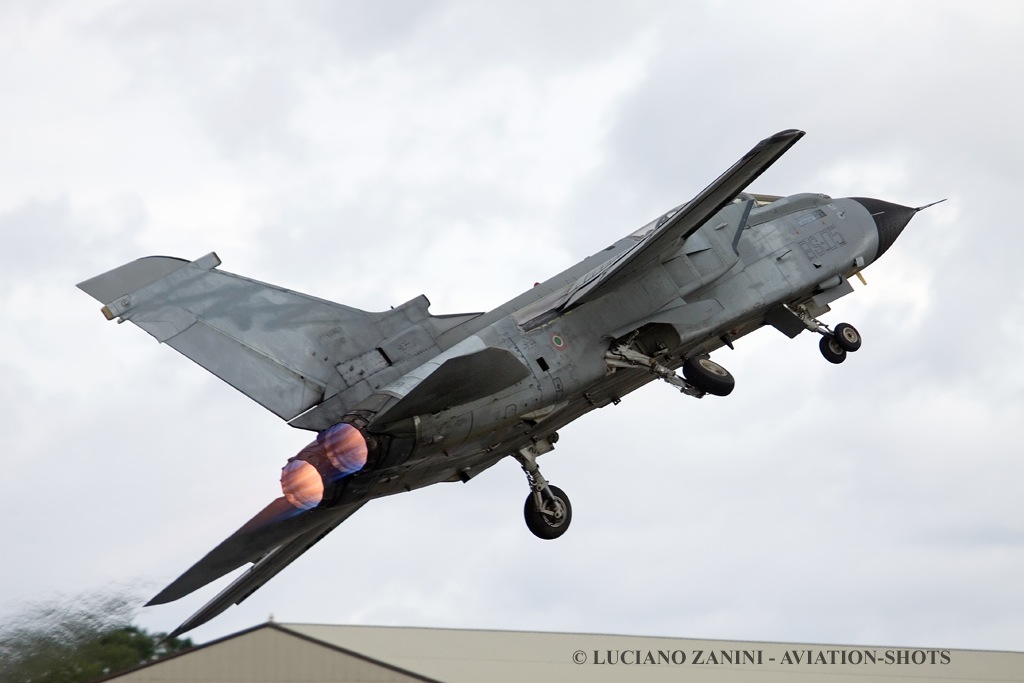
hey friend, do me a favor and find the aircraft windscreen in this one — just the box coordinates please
[629,202,685,240]
[629,193,759,240]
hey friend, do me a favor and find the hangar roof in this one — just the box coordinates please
[103,622,1024,683]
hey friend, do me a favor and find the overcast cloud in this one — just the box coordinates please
[2,0,1023,652]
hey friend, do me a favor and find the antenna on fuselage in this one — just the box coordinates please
[914,198,947,212]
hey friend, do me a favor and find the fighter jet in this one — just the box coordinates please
[79,129,937,638]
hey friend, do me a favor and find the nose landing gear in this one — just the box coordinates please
[788,305,863,364]
[817,322,862,364]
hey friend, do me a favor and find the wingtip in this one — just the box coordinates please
[752,129,805,156]
[769,128,806,142]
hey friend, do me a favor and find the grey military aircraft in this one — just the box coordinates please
[79,129,937,638]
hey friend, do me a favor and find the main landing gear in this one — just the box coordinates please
[605,344,735,398]
[516,438,572,540]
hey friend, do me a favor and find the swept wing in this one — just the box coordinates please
[78,253,374,421]
[562,129,804,309]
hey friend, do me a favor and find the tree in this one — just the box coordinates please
[0,591,192,682]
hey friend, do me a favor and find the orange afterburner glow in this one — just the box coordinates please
[280,423,369,510]
[322,422,369,475]
[280,460,324,510]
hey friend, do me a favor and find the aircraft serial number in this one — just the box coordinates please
[799,225,846,260]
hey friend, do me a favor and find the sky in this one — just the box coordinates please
[2,0,1023,653]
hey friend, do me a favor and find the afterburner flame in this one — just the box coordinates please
[280,423,369,510]
[322,423,368,475]
[280,460,324,510]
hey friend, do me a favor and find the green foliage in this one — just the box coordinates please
[0,592,191,682]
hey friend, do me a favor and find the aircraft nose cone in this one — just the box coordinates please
[851,197,918,260]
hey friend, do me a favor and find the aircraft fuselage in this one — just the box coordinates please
[331,192,888,504]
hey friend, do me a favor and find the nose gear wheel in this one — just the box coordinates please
[819,334,847,364]
[832,322,862,352]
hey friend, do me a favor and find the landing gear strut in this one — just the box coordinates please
[516,439,572,540]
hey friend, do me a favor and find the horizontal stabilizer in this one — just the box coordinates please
[162,502,364,639]
[149,497,313,605]
[563,129,804,309]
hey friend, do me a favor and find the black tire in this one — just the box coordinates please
[682,355,735,396]
[833,322,862,352]
[819,334,847,364]
[524,485,572,540]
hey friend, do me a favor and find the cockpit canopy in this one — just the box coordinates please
[628,192,784,241]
